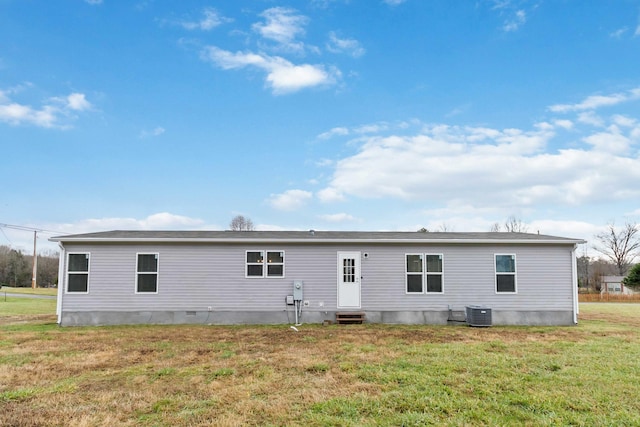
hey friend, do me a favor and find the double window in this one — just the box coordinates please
[406,254,444,294]
[67,253,90,293]
[246,251,285,278]
[136,253,159,293]
[495,254,517,293]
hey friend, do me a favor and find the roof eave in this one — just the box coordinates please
[49,237,586,245]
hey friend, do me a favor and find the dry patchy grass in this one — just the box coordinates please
[1,305,640,426]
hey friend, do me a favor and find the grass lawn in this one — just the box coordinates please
[0,297,56,317]
[1,304,639,426]
[0,286,58,296]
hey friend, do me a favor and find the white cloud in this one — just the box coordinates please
[355,123,389,134]
[54,212,206,233]
[528,219,602,240]
[317,121,640,208]
[65,93,92,111]
[12,213,211,253]
[0,88,92,129]
[0,103,57,128]
[315,158,334,168]
[582,129,631,154]
[383,0,406,5]
[491,0,511,10]
[503,10,526,32]
[252,7,308,52]
[319,213,357,222]
[577,111,605,127]
[326,32,365,57]
[85,0,103,4]
[318,126,349,139]
[549,87,640,113]
[553,119,574,130]
[609,27,628,38]
[317,187,345,203]
[180,7,231,31]
[268,189,313,210]
[139,126,166,139]
[200,46,338,94]
[636,25,640,37]
[611,114,636,127]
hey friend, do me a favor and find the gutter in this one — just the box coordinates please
[49,237,587,245]
[571,244,579,324]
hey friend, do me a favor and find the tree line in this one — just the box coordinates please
[0,245,59,288]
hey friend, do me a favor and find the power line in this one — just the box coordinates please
[0,227,13,245]
[0,222,61,234]
[0,223,62,289]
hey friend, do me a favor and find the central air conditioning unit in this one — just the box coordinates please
[466,305,492,327]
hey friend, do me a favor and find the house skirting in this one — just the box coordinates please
[58,309,575,326]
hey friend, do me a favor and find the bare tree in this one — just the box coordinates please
[593,222,640,275]
[36,250,60,287]
[490,216,529,233]
[229,215,255,231]
[437,223,453,232]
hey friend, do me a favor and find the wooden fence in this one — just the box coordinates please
[579,293,640,302]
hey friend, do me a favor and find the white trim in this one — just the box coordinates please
[245,250,264,278]
[425,253,444,294]
[56,244,65,324]
[135,252,159,294]
[266,250,285,278]
[65,252,90,294]
[571,245,579,324]
[337,251,361,309]
[405,253,444,294]
[495,253,517,294]
[405,253,424,294]
[245,250,286,278]
[51,236,586,245]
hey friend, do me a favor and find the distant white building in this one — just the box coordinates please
[601,275,635,295]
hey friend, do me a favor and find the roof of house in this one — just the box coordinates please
[50,230,586,245]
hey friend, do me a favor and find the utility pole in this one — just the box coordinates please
[31,230,37,289]
[0,223,59,288]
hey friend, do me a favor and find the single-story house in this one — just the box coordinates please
[601,275,635,295]
[50,230,585,326]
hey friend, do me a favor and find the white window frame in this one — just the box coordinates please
[405,253,444,294]
[245,250,285,278]
[405,253,424,294]
[66,252,90,294]
[135,252,159,294]
[495,253,517,294]
[425,253,444,294]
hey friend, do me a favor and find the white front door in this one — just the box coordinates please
[337,251,361,308]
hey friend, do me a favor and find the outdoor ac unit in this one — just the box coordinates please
[466,305,492,327]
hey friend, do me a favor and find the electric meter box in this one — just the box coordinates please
[293,281,304,301]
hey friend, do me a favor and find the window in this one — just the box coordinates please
[406,254,423,293]
[136,253,158,293]
[425,254,443,293]
[406,253,444,294]
[246,251,285,278]
[343,258,356,283]
[67,253,90,293]
[495,254,516,293]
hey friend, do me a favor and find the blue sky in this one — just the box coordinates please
[1,0,640,252]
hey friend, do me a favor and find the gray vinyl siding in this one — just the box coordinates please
[59,242,575,313]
